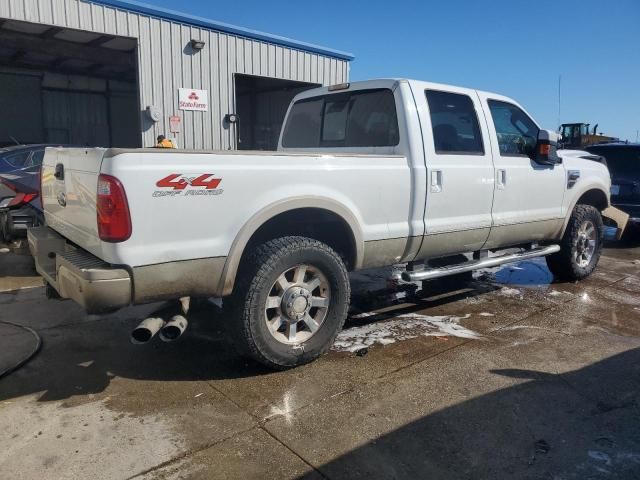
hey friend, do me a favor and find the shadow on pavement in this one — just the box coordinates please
[1,255,619,406]
[0,301,272,402]
[299,348,640,480]
[0,273,498,403]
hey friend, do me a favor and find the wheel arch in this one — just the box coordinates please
[217,197,364,296]
[560,187,610,237]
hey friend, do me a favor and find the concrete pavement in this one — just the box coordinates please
[1,239,639,479]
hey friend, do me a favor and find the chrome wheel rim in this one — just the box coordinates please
[575,220,597,268]
[264,264,331,345]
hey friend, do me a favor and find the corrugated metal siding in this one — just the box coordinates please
[0,0,350,149]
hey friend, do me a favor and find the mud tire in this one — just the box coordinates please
[546,204,603,281]
[227,236,350,369]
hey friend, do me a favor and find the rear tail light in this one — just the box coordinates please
[97,174,132,242]
[6,192,36,207]
[0,178,36,207]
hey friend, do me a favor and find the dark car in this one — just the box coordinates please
[0,144,48,201]
[0,144,48,173]
[0,145,61,241]
[586,143,640,232]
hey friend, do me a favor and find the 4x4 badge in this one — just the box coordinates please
[153,173,223,197]
[156,173,221,190]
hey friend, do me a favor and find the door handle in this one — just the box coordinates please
[430,170,443,193]
[497,169,506,189]
[54,163,64,180]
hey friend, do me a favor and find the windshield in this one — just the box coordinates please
[2,150,32,169]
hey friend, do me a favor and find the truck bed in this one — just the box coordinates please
[41,147,413,269]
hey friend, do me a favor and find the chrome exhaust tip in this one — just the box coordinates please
[131,317,166,344]
[158,315,188,342]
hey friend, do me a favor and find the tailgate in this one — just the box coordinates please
[41,147,107,257]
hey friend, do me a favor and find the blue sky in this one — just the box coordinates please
[151,0,639,141]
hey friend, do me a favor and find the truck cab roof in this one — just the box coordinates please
[280,78,535,154]
[294,78,510,103]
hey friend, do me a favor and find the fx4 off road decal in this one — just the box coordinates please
[153,173,223,197]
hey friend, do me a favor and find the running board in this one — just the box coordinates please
[401,245,561,282]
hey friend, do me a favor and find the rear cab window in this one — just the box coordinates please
[282,88,399,148]
[425,90,484,155]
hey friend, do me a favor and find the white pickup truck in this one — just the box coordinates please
[29,78,611,368]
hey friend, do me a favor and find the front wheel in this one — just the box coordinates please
[546,204,603,281]
[228,236,350,369]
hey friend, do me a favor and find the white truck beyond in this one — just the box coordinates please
[29,79,611,368]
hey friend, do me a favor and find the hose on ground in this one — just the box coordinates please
[0,321,42,379]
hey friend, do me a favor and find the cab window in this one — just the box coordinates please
[488,100,539,156]
[282,88,399,148]
[425,90,484,155]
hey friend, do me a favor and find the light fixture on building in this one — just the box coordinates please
[190,39,206,50]
[146,105,162,123]
[224,113,239,124]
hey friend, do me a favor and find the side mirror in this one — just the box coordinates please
[532,129,562,165]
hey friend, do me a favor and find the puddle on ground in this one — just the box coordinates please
[349,257,559,315]
[341,257,570,353]
[351,257,557,303]
[333,312,482,352]
[475,257,553,287]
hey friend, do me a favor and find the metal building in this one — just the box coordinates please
[0,0,352,150]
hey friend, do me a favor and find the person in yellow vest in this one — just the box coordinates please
[155,135,175,148]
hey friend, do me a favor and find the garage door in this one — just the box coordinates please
[0,73,44,145]
[43,90,110,146]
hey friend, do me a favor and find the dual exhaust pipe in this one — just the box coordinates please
[131,297,190,345]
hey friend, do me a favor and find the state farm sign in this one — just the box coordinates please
[178,88,208,111]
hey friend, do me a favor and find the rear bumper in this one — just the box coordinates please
[28,226,132,313]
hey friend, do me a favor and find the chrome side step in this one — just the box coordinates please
[401,245,561,282]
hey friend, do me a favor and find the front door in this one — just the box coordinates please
[413,85,496,259]
[478,94,565,248]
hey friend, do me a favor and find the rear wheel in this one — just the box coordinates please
[228,236,350,369]
[546,204,603,281]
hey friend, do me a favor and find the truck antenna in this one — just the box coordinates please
[557,74,561,128]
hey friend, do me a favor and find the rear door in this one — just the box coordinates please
[478,93,565,247]
[412,84,496,258]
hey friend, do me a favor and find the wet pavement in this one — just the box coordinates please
[1,238,640,479]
